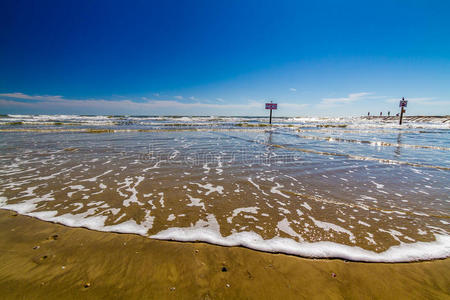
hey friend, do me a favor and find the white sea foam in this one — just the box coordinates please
[158,192,165,208]
[227,207,259,223]
[358,220,371,227]
[309,216,356,243]
[418,229,427,235]
[82,170,112,182]
[192,183,224,195]
[301,202,312,211]
[277,218,303,241]
[186,194,205,210]
[270,183,290,198]
[121,176,145,207]
[151,224,450,262]
[248,177,269,196]
[12,196,437,263]
[365,232,376,245]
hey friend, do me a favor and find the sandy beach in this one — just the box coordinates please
[1,209,449,299]
[2,0,450,297]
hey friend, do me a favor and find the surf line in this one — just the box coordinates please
[272,131,450,151]
[278,189,450,220]
[297,128,443,135]
[0,128,268,133]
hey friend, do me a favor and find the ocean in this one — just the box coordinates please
[0,114,449,262]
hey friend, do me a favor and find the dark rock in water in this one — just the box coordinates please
[84,283,91,288]
[331,272,337,278]
[33,246,40,250]
[221,267,227,272]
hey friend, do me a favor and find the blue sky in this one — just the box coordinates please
[1,0,449,116]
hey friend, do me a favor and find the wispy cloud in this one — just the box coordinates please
[387,97,450,108]
[318,92,371,108]
[289,88,297,92]
[0,92,64,101]
[279,102,309,110]
[0,92,314,116]
[174,95,184,100]
[0,92,263,115]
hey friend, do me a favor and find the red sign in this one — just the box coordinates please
[399,100,407,107]
[265,103,277,110]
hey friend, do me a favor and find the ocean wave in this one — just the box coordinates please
[0,201,448,263]
[1,115,449,129]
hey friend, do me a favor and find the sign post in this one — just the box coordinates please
[399,97,407,125]
[265,102,277,124]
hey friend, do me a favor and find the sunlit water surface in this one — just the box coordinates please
[1,115,449,262]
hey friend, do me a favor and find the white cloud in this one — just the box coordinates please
[189,96,196,100]
[174,95,183,100]
[386,97,450,106]
[289,88,297,92]
[279,103,309,110]
[319,92,371,107]
[0,92,63,101]
[0,92,313,116]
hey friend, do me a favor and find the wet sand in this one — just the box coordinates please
[1,209,449,299]
[2,128,449,258]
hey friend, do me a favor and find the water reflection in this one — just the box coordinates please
[394,132,402,157]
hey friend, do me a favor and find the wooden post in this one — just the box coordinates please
[399,107,404,125]
[399,97,407,125]
[265,101,277,124]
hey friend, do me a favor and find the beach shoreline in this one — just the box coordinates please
[1,209,449,299]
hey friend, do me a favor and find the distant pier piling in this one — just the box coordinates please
[399,97,408,125]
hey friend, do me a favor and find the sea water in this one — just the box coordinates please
[0,114,449,262]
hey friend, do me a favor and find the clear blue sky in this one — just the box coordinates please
[1,0,449,116]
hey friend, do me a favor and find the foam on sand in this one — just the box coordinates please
[151,223,450,263]
[1,198,449,263]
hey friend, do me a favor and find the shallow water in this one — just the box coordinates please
[0,115,449,262]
